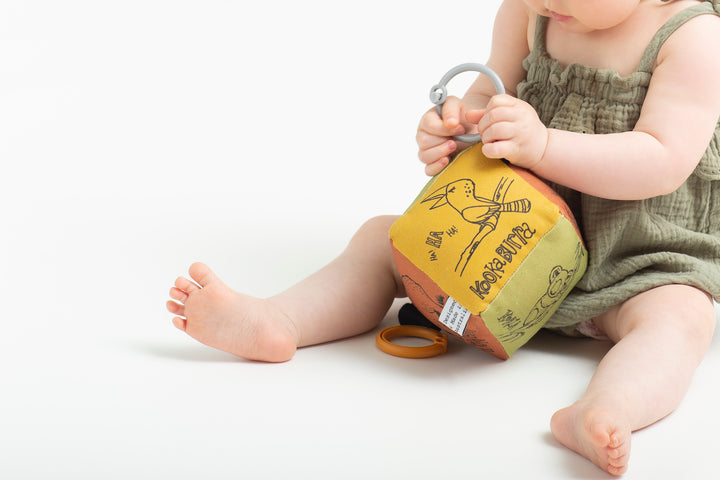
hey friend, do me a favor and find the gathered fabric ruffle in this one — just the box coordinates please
[517,3,720,332]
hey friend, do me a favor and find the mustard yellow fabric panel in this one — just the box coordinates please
[390,144,563,314]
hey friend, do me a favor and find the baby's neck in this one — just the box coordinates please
[543,0,698,76]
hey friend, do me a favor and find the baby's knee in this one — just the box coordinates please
[346,215,405,295]
[690,298,717,347]
[352,215,399,244]
[341,215,400,263]
[609,285,716,346]
[649,289,714,348]
[668,288,716,346]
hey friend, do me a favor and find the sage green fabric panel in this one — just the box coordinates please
[482,217,587,356]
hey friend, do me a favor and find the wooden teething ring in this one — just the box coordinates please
[376,325,448,358]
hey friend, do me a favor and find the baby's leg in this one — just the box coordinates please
[551,285,716,476]
[167,215,405,362]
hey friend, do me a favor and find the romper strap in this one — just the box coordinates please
[636,1,720,73]
[532,14,549,55]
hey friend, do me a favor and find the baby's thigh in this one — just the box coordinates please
[597,284,716,343]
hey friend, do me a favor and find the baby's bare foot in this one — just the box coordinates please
[167,262,299,362]
[551,400,631,476]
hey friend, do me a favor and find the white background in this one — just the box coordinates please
[2,1,719,478]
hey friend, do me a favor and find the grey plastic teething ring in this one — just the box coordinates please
[430,63,505,144]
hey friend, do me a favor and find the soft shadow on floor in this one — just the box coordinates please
[522,329,613,363]
[120,339,254,364]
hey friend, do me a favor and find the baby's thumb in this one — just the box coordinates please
[440,96,464,129]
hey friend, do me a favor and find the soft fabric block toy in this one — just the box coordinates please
[389,144,587,359]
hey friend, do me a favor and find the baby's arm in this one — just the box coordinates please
[480,14,720,200]
[416,0,530,176]
[465,0,531,105]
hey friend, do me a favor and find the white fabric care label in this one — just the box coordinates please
[438,297,470,335]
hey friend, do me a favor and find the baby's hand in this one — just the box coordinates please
[473,95,548,170]
[416,96,480,176]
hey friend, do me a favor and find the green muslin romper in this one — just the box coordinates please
[516,0,720,335]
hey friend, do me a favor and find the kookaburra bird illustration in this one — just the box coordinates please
[422,177,531,275]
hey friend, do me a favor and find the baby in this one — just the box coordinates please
[168,0,720,475]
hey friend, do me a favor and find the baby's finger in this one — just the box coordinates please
[418,138,457,165]
[418,107,444,134]
[482,140,519,160]
[476,104,516,136]
[420,111,465,139]
[416,125,455,150]
[465,109,485,125]
[425,157,450,177]
[478,120,515,145]
[486,93,517,108]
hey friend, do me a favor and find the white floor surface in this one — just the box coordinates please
[2,1,719,479]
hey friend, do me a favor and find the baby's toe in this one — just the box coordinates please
[167,300,185,317]
[172,316,187,331]
[169,286,188,303]
[189,262,220,288]
[174,276,199,294]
